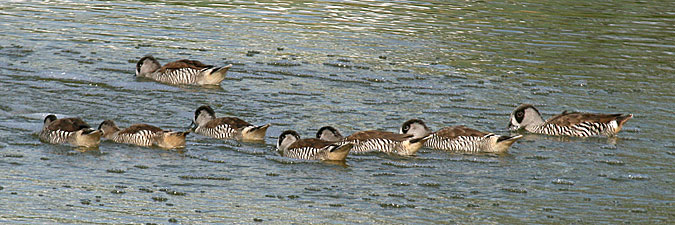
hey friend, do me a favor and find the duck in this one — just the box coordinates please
[191,105,270,141]
[98,120,189,149]
[39,114,102,148]
[277,130,353,161]
[508,104,633,137]
[135,55,232,85]
[400,119,522,153]
[316,125,431,156]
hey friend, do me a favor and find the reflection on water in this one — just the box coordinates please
[0,0,673,224]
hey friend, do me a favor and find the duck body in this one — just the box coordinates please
[400,119,521,153]
[277,130,353,161]
[345,130,429,156]
[136,55,232,85]
[39,115,102,147]
[424,126,521,153]
[317,125,430,156]
[98,120,189,149]
[192,105,269,141]
[508,104,633,137]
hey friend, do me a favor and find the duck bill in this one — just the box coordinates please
[75,129,102,148]
[507,121,519,131]
[188,120,197,131]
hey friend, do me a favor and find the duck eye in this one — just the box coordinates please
[517,112,524,117]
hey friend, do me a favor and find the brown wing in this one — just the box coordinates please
[346,130,413,142]
[288,138,334,149]
[159,59,212,72]
[47,118,91,132]
[545,111,624,126]
[435,125,489,139]
[117,124,163,135]
[204,117,252,130]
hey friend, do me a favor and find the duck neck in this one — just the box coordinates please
[195,116,214,128]
[102,126,120,139]
[524,115,546,132]
[525,124,544,133]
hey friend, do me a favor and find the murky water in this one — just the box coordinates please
[1,0,673,223]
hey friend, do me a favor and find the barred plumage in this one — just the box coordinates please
[400,120,521,153]
[39,115,102,147]
[98,120,188,149]
[277,130,353,161]
[192,105,269,141]
[194,124,239,140]
[344,130,429,156]
[316,125,429,156]
[147,68,200,85]
[107,129,156,146]
[283,147,324,160]
[532,121,615,137]
[509,104,632,137]
[350,138,399,153]
[425,134,492,153]
[39,129,73,144]
[136,55,231,85]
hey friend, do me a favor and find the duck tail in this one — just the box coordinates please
[616,114,633,128]
[213,64,232,76]
[324,143,353,161]
[497,134,523,143]
[494,134,522,152]
[171,131,190,137]
[74,129,103,147]
[242,124,270,141]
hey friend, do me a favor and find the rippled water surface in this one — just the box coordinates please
[1,0,673,223]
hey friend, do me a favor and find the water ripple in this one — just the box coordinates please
[0,0,671,224]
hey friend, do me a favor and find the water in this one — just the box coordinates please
[0,0,673,223]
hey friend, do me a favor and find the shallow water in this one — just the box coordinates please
[0,0,673,223]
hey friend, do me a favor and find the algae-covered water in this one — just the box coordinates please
[0,0,673,223]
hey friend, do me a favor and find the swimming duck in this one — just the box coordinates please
[277,130,353,161]
[400,119,522,153]
[317,125,431,156]
[508,104,633,137]
[135,55,232,85]
[39,114,102,147]
[191,105,270,141]
[98,120,189,149]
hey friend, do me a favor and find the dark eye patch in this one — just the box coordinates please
[515,110,525,123]
[277,133,289,148]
